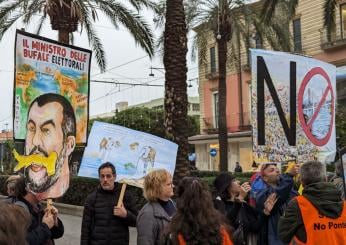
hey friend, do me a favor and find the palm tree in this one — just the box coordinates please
[0,0,156,72]
[187,0,292,171]
[163,0,190,179]
[155,0,291,173]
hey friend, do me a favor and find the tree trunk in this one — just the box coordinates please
[58,30,70,44]
[49,0,77,45]
[217,37,228,172]
[164,0,189,181]
[237,34,244,127]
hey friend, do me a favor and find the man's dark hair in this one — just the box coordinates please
[98,162,116,176]
[13,176,27,199]
[28,93,76,139]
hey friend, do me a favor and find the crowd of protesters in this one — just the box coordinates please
[1,160,346,245]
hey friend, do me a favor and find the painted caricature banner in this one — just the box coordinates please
[251,49,336,164]
[78,121,178,187]
[14,30,91,144]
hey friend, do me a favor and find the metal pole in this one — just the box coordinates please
[0,143,3,172]
[338,146,346,199]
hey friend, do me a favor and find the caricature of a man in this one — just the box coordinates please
[23,93,76,200]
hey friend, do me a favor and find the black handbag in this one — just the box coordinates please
[233,223,246,245]
[232,203,258,245]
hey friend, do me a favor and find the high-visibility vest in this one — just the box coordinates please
[178,226,233,245]
[290,195,346,245]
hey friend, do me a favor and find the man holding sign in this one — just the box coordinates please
[81,162,137,245]
[13,93,76,244]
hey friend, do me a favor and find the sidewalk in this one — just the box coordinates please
[0,195,137,244]
[56,213,137,245]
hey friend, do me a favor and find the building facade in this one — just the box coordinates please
[91,96,200,119]
[189,0,346,172]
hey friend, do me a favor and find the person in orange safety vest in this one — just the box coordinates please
[278,161,346,245]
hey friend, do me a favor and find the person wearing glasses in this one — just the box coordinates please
[81,162,138,245]
[137,169,176,245]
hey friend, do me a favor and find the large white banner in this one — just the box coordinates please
[78,121,178,187]
[251,49,336,164]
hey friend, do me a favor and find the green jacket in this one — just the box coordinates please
[278,182,344,244]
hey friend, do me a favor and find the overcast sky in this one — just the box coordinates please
[0,8,199,131]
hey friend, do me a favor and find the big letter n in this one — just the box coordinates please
[257,56,296,146]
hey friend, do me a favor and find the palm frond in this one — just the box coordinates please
[0,0,27,23]
[35,13,46,35]
[76,0,106,72]
[97,1,154,57]
[287,0,298,19]
[0,13,22,39]
[128,0,158,12]
[323,0,337,34]
[70,32,74,45]
[193,28,211,66]
[153,0,166,30]
[260,0,279,23]
[22,0,45,25]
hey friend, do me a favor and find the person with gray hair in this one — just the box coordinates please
[331,160,345,200]
[278,161,346,245]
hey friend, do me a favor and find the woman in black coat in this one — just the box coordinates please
[213,173,277,245]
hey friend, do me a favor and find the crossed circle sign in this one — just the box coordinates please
[297,67,335,147]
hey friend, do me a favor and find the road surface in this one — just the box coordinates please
[56,214,137,245]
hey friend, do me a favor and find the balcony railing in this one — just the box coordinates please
[320,28,346,50]
[204,64,219,80]
[202,112,252,134]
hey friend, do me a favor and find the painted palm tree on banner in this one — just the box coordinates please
[0,0,156,72]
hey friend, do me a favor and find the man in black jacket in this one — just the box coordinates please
[15,176,64,245]
[81,162,138,245]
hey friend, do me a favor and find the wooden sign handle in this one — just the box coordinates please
[47,198,53,210]
[117,183,127,207]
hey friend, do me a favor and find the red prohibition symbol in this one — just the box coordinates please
[297,67,334,146]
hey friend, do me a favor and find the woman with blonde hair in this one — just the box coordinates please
[137,169,176,245]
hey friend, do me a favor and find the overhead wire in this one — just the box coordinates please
[3,8,204,111]
[90,76,164,103]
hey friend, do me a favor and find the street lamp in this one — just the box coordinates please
[149,66,165,77]
[4,123,8,140]
[188,78,199,88]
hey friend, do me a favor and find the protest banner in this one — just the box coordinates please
[251,49,336,164]
[12,30,91,200]
[14,30,91,144]
[78,121,178,188]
